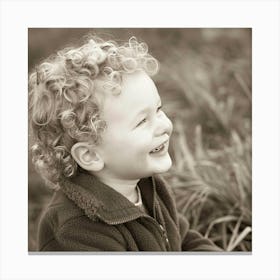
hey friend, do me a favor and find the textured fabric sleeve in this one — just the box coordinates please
[178,213,223,252]
[40,216,127,251]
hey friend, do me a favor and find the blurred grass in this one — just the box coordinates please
[159,28,251,251]
[28,28,251,251]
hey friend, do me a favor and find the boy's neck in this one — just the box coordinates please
[92,173,140,204]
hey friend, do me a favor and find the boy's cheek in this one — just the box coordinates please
[131,131,153,146]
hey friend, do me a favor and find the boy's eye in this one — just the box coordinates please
[157,105,162,112]
[135,105,162,128]
[136,118,147,127]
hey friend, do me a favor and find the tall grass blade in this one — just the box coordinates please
[205,216,238,238]
[234,72,252,102]
[227,226,252,251]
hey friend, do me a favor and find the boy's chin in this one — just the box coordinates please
[150,155,172,174]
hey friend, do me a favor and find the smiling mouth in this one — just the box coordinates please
[150,141,168,154]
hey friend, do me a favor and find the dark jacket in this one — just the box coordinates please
[38,172,221,251]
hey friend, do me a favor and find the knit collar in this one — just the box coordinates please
[59,171,157,225]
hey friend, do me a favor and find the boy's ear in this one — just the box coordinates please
[71,142,104,172]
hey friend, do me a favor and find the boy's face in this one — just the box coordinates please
[95,70,173,181]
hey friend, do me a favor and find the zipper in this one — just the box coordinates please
[143,189,171,250]
[140,214,171,251]
[159,224,170,248]
[152,190,171,250]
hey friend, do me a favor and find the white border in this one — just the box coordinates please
[1,0,280,280]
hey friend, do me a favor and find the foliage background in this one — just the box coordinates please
[28,28,251,251]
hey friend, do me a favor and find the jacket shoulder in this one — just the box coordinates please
[38,190,92,250]
[40,190,88,228]
[38,191,127,251]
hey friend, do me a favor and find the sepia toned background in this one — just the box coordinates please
[28,28,252,251]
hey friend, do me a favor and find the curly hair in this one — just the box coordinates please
[29,35,159,189]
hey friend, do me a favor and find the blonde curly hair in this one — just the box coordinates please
[29,35,159,189]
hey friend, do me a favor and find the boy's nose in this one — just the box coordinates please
[154,113,173,137]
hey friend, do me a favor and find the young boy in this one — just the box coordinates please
[29,35,221,251]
